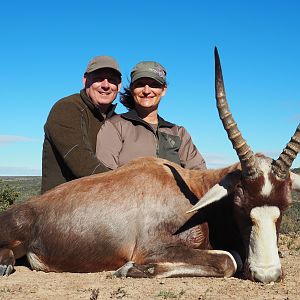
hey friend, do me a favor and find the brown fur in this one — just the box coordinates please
[0,155,296,282]
[0,157,238,277]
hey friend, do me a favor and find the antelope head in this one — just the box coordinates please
[189,48,300,283]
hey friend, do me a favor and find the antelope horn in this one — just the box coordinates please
[272,124,300,179]
[214,47,258,177]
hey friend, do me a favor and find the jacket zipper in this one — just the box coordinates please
[155,129,159,157]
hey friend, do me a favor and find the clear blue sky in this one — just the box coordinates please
[0,0,299,175]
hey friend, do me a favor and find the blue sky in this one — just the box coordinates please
[0,0,299,175]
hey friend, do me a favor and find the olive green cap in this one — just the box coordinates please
[131,61,166,85]
[85,56,121,76]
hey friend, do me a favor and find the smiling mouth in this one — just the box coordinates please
[141,97,154,100]
[98,91,111,95]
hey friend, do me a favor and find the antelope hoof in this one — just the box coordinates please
[0,264,14,276]
[114,261,155,278]
[0,249,15,276]
[114,261,135,277]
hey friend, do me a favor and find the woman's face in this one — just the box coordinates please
[131,78,167,110]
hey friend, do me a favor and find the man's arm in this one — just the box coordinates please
[45,99,108,177]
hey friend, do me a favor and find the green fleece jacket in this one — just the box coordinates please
[41,89,116,193]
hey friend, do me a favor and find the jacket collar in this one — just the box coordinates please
[80,89,117,120]
[121,109,175,128]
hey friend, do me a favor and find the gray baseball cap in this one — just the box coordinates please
[85,56,121,76]
[131,61,166,85]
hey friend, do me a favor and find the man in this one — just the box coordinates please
[41,56,122,193]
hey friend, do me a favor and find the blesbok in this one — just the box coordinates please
[0,48,299,283]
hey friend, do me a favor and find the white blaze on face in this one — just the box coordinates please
[259,159,273,197]
[248,206,282,283]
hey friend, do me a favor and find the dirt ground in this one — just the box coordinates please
[0,235,299,300]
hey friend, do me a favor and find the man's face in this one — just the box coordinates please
[84,68,121,110]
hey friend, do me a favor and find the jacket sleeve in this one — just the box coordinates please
[177,126,207,170]
[44,100,108,177]
[95,120,122,170]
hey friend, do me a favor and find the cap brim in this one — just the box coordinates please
[131,71,165,85]
[85,66,121,77]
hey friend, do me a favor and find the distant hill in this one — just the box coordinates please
[0,176,41,203]
[293,168,300,174]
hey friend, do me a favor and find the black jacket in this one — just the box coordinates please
[41,89,116,193]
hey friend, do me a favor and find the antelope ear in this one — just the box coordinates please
[186,169,242,213]
[291,172,300,191]
[186,183,229,213]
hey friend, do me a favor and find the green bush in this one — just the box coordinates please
[281,169,300,233]
[281,201,300,234]
[0,180,19,212]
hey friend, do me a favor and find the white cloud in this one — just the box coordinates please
[205,151,300,170]
[0,166,41,176]
[0,135,33,145]
[258,150,279,158]
[204,153,234,169]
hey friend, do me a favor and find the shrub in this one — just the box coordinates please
[0,179,19,212]
[281,201,300,234]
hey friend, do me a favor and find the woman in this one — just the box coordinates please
[95,61,206,170]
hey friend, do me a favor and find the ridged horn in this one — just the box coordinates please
[272,124,300,179]
[214,47,257,177]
